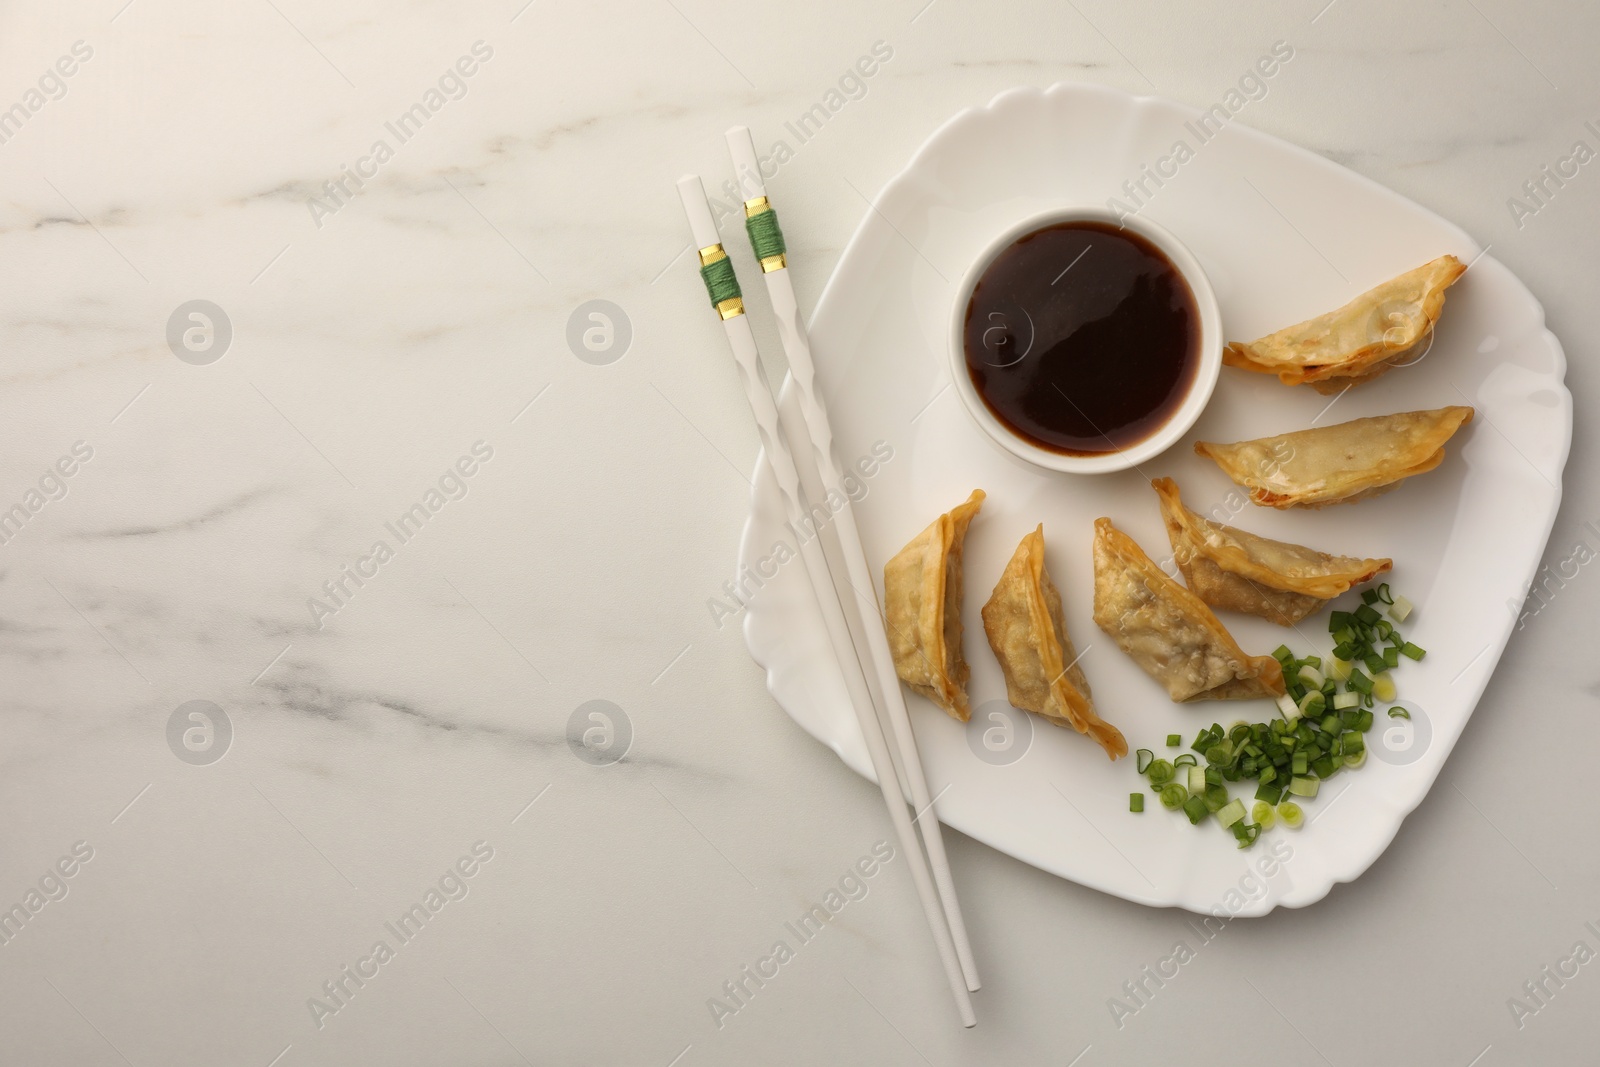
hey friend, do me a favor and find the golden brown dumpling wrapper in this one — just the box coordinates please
[1224,255,1466,391]
[1194,406,1474,510]
[1091,518,1285,702]
[883,490,984,721]
[981,525,1127,759]
[1152,478,1392,626]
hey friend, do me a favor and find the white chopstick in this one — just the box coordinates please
[722,126,981,993]
[677,175,976,1028]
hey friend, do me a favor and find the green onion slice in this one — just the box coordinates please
[1215,798,1247,827]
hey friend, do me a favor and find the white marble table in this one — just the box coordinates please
[1,1,1595,1064]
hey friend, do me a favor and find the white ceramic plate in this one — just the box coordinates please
[738,83,1570,915]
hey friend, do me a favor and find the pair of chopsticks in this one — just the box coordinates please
[675,127,979,1027]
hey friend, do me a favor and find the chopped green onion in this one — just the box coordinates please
[1132,603,1421,848]
[1388,594,1414,621]
[1215,798,1247,827]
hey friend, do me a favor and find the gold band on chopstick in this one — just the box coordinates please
[743,197,787,272]
[698,243,745,318]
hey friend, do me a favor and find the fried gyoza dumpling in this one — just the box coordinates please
[1091,519,1285,702]
[883,490,984,721]
[981,525,1127,759]
[1194,406,1474,510]
[1152,478,1392,626]
[1224,255,1466,394]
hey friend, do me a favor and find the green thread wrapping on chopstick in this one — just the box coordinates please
[699,254,741,308]
[745,207,786,261]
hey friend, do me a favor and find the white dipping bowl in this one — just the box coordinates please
[947,207,1223,475]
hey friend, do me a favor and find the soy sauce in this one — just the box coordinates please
[963,221,1199,456]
